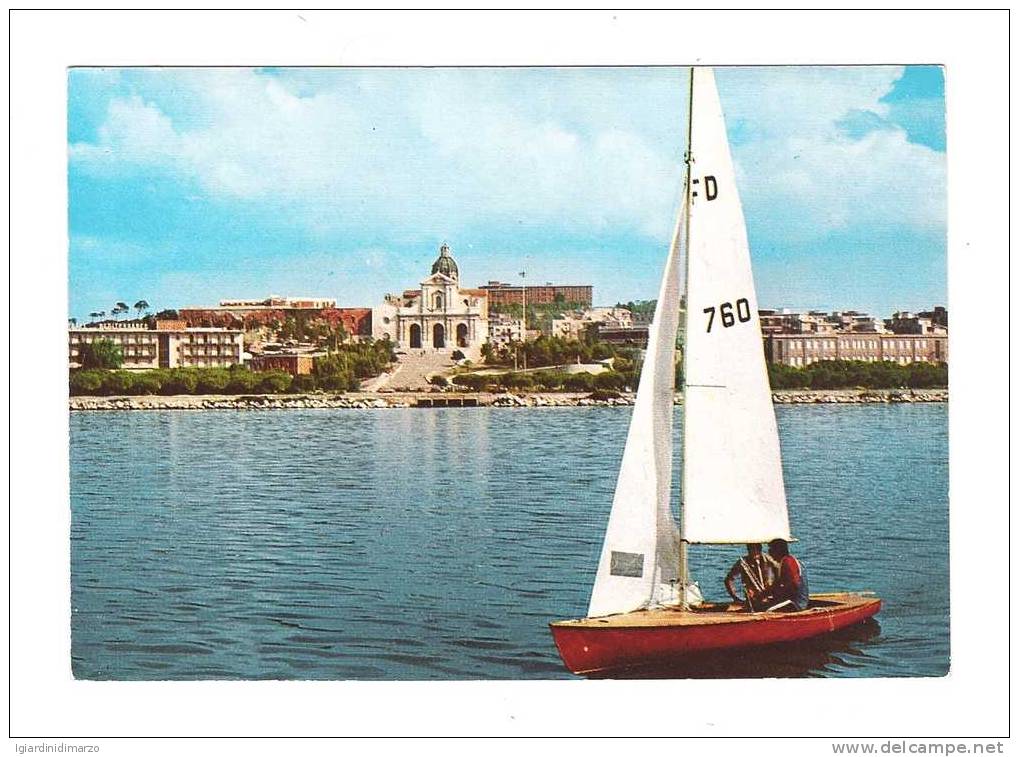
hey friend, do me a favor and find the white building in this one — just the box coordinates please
[373,243,489,358]
[488,312,524,348]
[69,319,244,370]
[551,306,635,341]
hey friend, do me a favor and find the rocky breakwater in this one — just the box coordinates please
[69,394,411,411]
[489,393,634,408]
[770,388,947,404]
[69,387,946,412]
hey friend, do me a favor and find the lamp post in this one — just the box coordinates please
[519,270,527,371]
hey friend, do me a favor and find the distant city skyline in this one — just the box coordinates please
[69,66,946,321]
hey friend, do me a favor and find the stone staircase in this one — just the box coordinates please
[369,350,457,392]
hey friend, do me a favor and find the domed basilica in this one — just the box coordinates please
[373,243,489,357]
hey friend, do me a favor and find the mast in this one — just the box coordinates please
[678,66,694,611]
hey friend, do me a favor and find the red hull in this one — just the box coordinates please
[550,593,881,675]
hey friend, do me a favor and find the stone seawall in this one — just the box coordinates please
[69,388,947,412]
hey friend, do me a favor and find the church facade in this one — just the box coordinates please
[373,243,489,358]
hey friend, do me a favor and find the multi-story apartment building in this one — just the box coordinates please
[764,333,948,367]
[480,281,593,308]
[551,306,634,340]
[885,311,949,336]
[487,312,525,349]
[69,320,244,370]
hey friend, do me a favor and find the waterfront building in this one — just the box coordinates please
[488,312,524,348]
[69,319,244,370]
[480,281,593,308]
[552,306,635,341]
[591,323,650,347]
[764,333,948,367]
[373,243,489,357]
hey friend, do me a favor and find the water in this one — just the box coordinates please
[69,404,948,680]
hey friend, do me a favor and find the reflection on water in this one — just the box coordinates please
[590,619,883,680]
[70,404,948,680]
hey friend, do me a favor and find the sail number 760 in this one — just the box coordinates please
[703,298,751,332]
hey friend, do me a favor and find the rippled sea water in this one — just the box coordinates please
[70,403,948,680]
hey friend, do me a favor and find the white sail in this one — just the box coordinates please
[587,199,686,618]
[681,67,792,544]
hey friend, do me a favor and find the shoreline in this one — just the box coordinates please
[69,388,948,412]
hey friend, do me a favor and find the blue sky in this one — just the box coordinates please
[68,66,945,320]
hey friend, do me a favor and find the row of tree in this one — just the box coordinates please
[481,334,639,369]
[70,366,299,396]
[69,339,397,395]
[766,360,948,389]
[80,300,151,324]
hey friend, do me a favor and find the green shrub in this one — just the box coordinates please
[196,368,231,394]
[318,371,355,392]
[161,369,199,395]
[563,372,596,392]
[290,374,318,393]
[766,359,947,390]
[451,373,488,392]
[500,372,535,391]
[258,371,293,394]
[225,370,257,394]
[530,370,566,390]
[593,371,626,390]
[69,370,104,396]
[131,372,162,395]
[100,371,134,396]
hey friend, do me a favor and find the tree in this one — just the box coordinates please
[111,302,129,319]
[69,370,104,395]
[195,368,231,394]
[258,371,293,394]
[79,339,123,369]
[101,371,135,396]
[88,312,100,322]
[155,309,179,320]
[134,300,150,318]
[68,317,77,327]
[160,369,199,395]
[290,374,319,393]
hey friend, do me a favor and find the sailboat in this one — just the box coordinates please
[549,67,880,676]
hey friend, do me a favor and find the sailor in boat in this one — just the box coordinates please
[724,543,779,611]
[757,539,810,611]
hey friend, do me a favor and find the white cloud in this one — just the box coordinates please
[720,66,945,242]
[70,66,944,246]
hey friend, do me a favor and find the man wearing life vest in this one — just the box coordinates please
[760,538,810,611]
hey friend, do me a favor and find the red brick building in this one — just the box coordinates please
[479,281,593,307]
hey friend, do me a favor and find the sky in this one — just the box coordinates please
[67,66,946,321]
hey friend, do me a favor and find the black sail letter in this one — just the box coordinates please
[704,175,718,201]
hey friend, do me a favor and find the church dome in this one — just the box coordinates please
[430,243,459,280]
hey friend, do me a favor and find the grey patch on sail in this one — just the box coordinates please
[610,551,644,578]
